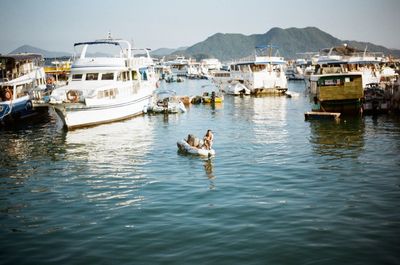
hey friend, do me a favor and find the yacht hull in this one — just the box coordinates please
[52,95,152,129]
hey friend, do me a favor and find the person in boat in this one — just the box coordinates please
[186,134,202,148]
[203,130,214,150]
[211,91,216,103]
[311,96,321,112]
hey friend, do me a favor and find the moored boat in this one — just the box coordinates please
[226,82,251,96]
[229,45,288,95]
[0,53,48,125]
[177,139,215,157]
[49,36,157,129]
[310,72,364,114]
[147,89,186,114]
[202,91,224,103]
[362,83,390,114]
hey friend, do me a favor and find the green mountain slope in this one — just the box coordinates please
[174,27,400,61]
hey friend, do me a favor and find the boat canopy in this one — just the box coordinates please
[74,41,121,47]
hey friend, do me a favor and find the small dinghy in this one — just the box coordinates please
[177,134,215,157]
[147,89,186,114]
[177,140,215,157]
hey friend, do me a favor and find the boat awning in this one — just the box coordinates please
[74,41,120,47]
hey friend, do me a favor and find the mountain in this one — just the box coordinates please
[10,45,71,58]
[10,28,400,61]
[151,46,188,57]
[173,27,400,61]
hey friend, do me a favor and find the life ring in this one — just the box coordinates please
[3,88,13,101]
[66,90,79,103]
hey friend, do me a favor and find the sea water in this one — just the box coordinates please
[1,80,399,265]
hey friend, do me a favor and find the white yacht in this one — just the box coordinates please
[166,56,190,76]
[0,54,48,125]
[49,37,157,129]
[229,45,288,95]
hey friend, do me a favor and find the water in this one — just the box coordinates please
[1,80,400,265]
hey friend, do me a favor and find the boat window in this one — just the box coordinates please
[132,70,138,80]
[117,72,122,81]
[139,68,148,81]
[122,71,129,81]
[241,65,251,73]
[72,74,83,80]
[319,78,343,86]
[101,73,114,80]
[86,73,99,81]
[97,88,118,99]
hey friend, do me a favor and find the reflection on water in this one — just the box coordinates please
[64,116,155,209]
[1,80,400,265]
[203,158,215,190]
[252,96,288,145]
[65,116,154,163]
[308,117,365,159]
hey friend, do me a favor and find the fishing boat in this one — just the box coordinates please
[0,53,48,125]
[362,83,389,114]
[49,35,157,129]
[229,45,288,95]
[202,91,224,103]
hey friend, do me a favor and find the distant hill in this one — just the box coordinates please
[10,45,115,58]
[10,28,400,61]
[10,45,71,58]
[151,46,188,57]
[172,27,400,61]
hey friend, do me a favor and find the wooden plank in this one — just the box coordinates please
[304,111,341,121]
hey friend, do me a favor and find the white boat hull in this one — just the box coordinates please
[226,83,251,96]
[177,139,215,157]
[52,95,152,129]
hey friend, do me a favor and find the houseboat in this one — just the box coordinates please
[310,72,364,114]
[229,45,288,95]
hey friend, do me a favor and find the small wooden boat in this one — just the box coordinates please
[202,91,223,104]
[304,111,340,121]
[177,139,215,157]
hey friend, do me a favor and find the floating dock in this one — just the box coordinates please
[304,111,341,121]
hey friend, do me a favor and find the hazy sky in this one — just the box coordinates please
[1,0,399,54]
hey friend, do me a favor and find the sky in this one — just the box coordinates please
[1,0,399,54]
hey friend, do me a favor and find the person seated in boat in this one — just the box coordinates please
[211,91,216,103]
[311,96,321,112]
[186,134,202,148]
[203,130,214,150]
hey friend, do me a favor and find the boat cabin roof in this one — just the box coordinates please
[0,53,42,62]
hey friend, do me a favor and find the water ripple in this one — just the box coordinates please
[1,80,400,264]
